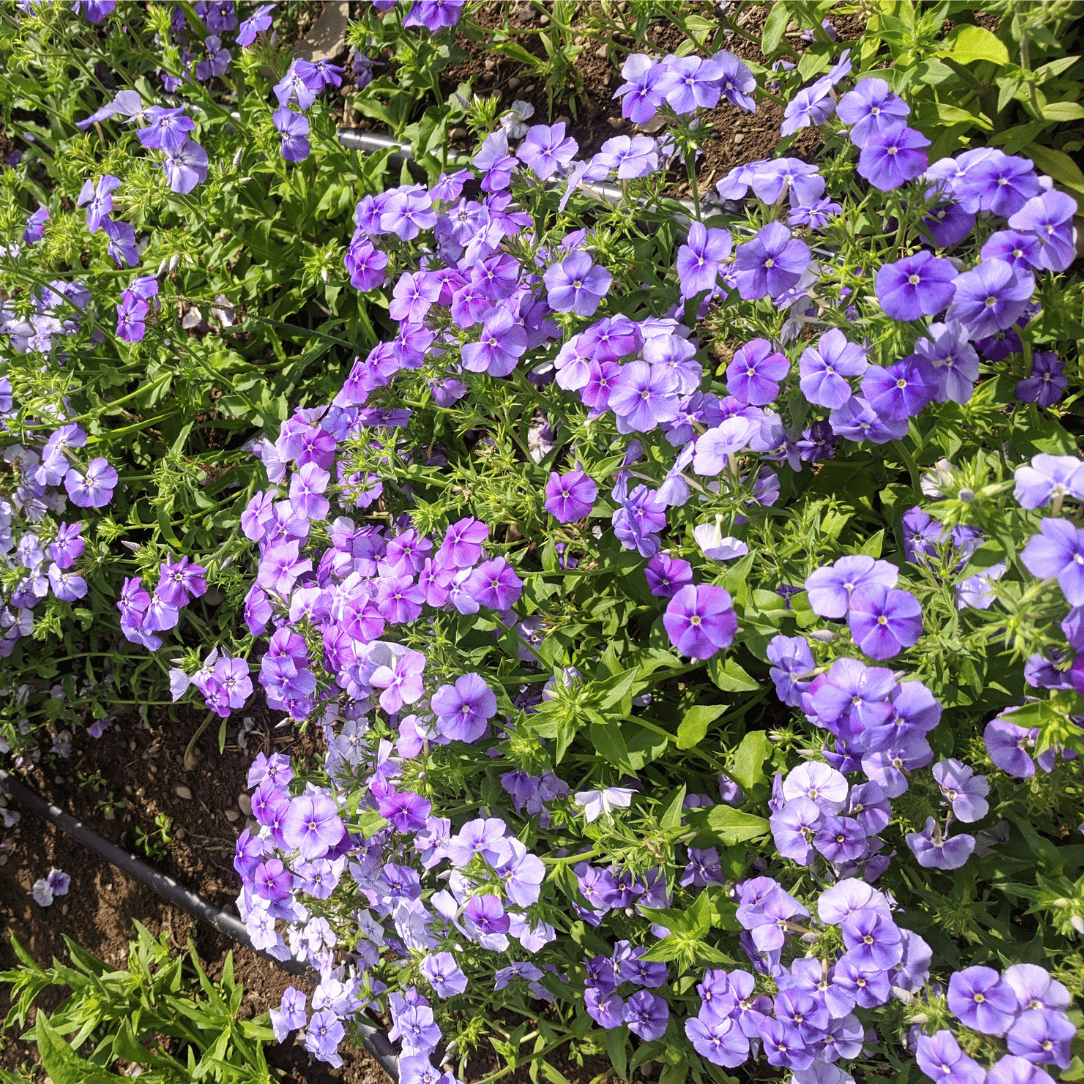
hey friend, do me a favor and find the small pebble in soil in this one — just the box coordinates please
[183,749,201,771]
[450,127,466,141]
[238,793,252,816]
[508,76,521,90]
[174,784,193,800]
[225,809,240,822]
[596,44,608,58]
[174,827,186,840]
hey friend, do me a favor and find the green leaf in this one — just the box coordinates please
[730,730,770,793]
[761,1,791,55]
[707,657,761,694]
[604,1025,628,1081]
[860,530,885,559]
[658,784,687,831]
[696,805,769,846]
[35,1015,127,1084]
[676,703,728,749]
[941,24,1009,66]
[1043,101,1084,122]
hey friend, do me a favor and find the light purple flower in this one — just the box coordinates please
[1021,518,1084,606]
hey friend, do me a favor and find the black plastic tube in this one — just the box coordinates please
[0,769,400,1081]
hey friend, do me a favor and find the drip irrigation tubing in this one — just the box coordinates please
[0,768,400,1082]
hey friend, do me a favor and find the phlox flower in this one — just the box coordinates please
[1021,518,1084,605]
[861,356,939,421]
[663,584,738,659]
[726,339,788,406]
[875,250,957,321]
[516,122,577,181]
[65,457,118,508]
[798,328,868,409]
[281,794,345,861]
[370,649,426,715]
[932,759,989,822]
[574,786,635,823]
[1014,453,1084,509]
[857,122,930,190]
[805,555,899,619]
[915,1030,986,1084]
[273,107,310,162]
[948,966,1018,1035]
[1008,189,1078,272]
[462,307,527,377]
[846,583,923,659]
[1016,351,1067,408]
[431,671,497,742]
[543,251,612,316]
[163,139,209,194]
[545,468,597,522]
[608,361,680,432]
[906,816,975,870]
[733,222,811,300]
[837,77,910,146]
[676,221,732,299]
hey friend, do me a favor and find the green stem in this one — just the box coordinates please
[892,439,922,498]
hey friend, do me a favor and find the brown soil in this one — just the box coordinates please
[0,707,389,1084]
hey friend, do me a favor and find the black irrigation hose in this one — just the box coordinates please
[0,768,400,1082]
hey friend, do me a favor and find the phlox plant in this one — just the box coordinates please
[1,4,1084,1084]
[0,0,414,756]
[150,19,1084,1084]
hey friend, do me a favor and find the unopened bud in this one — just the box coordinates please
[232,146,243,169]
[958,487,975,504]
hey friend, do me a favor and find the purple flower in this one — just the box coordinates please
[875,251,957,321]
[102,218,139,267]
[805,555,899,619]
[984,715,1037,778]
[987,1055,1057,1084]
[841,907,903,970]
[847,583,923,659]
[76,174,122,233]
[273,106,311,162]
[676,221,732,299]
[163,139,209,195]
[947,259,1034,341]
[948,966,1018,1035]
[713,50,757,112]
[1006,1009,1076,1069]
[645,553,694,598]
[403,0,465,31]
[906,816,976,869]
[663,584,738,660]
[861,356,939,421]
[462,307,527,377]
[517,122,577,181]
[420,952,468,998]
[281,794,345,861]
[781,78,835,136]
[614,55,673,124]
[932,759,989,822]
[370,649,427,715]
[837,77,910,146]
[857,122,930,190]
[431,672,497,743]
[50,523,84,569]
[1016,351,1067,408]
[726,338,789,406]
[1008,189,1078,272]
[684,1015,750,1067]
[916,1030,986,1084]
[733,222,811,300]
[770,796,821,865]
[624,990,668,1041]
[137,107,195,152]
[270,987,306,1042]
[1021,518,1084,605]
[957,152,1041,217]
[543,252,613,317]
[609,361,679,433]
[465,556,523,611]
[798,328,868,409]
[65,457,118,508]
[237,3,275,46]
[545,469,597,522]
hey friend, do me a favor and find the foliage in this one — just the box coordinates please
[0,923,276,1084]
